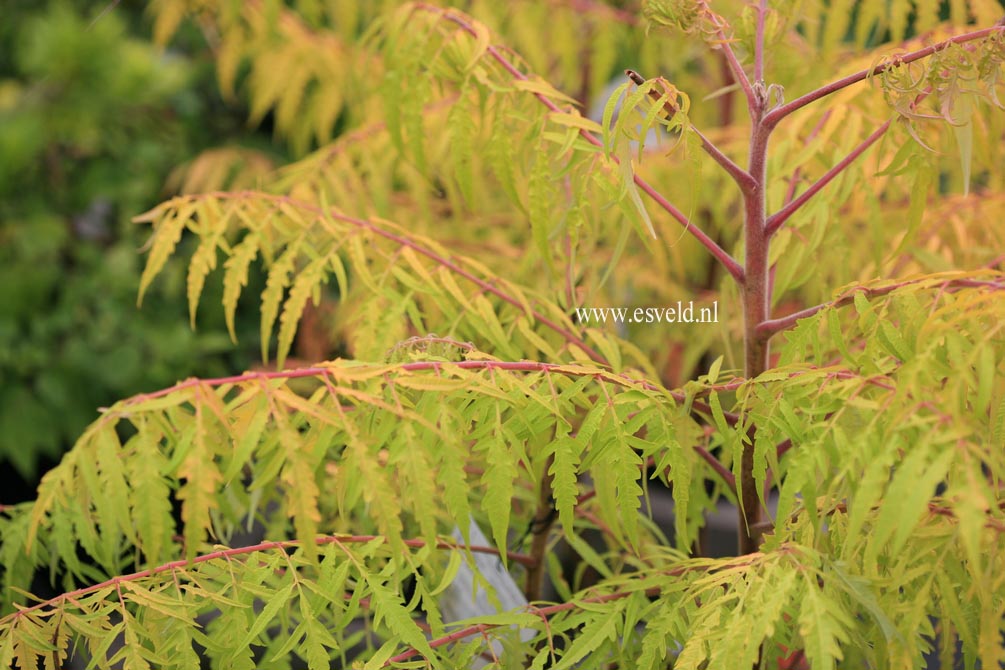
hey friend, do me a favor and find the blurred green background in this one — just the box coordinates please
[0,1,280,495]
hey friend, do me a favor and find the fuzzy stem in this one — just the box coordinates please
[739,94,771,556]
[696,0,756,108]
[756,276,1005,339]
[763,24,1005,129]
[633,176,745,282]
[766,119,892,236]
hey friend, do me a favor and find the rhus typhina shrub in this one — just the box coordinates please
[3,1,1005,668]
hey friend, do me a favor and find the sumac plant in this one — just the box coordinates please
[3,0,1005,668]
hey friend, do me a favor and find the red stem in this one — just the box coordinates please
[781,110,833,207]
[768,82,936,237]
[776,438,793,460]
[766,119,892,236]
[384,586,662,665]
[158,191,610,365]
[763,25,1005,129]
[121,360,651,405]
[416,4,745,284]
[385,550,784,666]
[117,359,747,433]
[755,276,1005,339]
[695,0,756,110]
[626,69,755,191]
[3,534,534,625]
[694,445,737,492]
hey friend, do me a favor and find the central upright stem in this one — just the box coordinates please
[739,94,771,555]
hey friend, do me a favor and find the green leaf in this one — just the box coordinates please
[553,605,620,669]
[952,92,974,196]
[236,582,295,650]
[549,436,582,535]
[615,141,657,239]
[799,577,852,670]
[137,200,196,306]
[365,576,435,660]
[449,89,477,205]
[186,200,226,328]
[128,428,175,565]
[260,237,304,363]
[707,355,724,384]
[276,255,328,368]
[528,137,557,274]
[222,232,261,343]
[177,412,222,562]
[828,561,899,643]
[481,436,517,563]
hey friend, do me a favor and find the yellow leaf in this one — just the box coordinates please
[513,79,579,106]
[549,112,603,134]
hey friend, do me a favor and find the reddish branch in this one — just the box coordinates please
[114,360,742,492]
[384,550,790,666]
[763,25,1005,237]
[119,358,738,423]
[765,119,892,236]
[2,534,534,625]
[414,3,745,284]
[763,24,1005,129]
[161,191,610,365]
[755,276,1005,339]
[384,586,659,665]
[781,110,832,207]
[776,438,793,460]
[767,85,934,237]
[647,450,736,493]
[123,360,641,404]
[625,69,755,190]
[693,445,737,491]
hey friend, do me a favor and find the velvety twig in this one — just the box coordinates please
[756,276,1005,339]
[763,25,1005,129]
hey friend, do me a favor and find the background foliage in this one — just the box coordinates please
[0,1,271,483]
